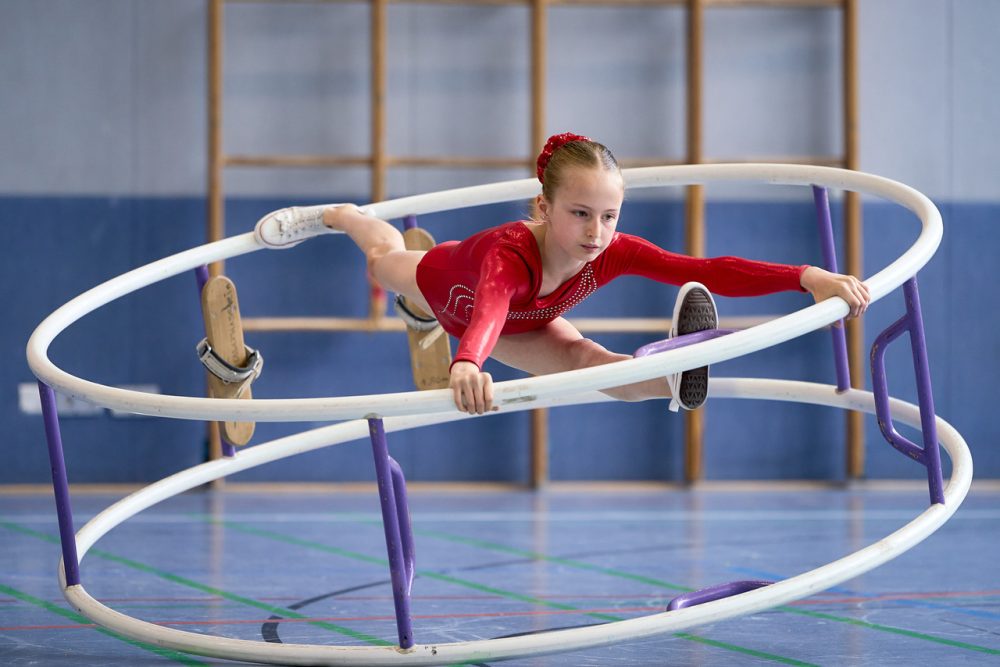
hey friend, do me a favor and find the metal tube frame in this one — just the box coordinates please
[812,186,852,392]
[870,277,945,505]
[368,417,416,649]
[37,381,81,587]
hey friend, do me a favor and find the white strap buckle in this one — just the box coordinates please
[196,338,264,385]
[393,294,440,332]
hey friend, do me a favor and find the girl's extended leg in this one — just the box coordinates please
[322,205,433,313]
[491,318,670,402]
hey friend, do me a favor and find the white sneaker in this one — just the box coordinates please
[253,205,368,249]
[666,282,718,412]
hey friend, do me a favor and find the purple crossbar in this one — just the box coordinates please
[870,277,945,505]
[633,329,735,359]
[195,265,236,459]
[37,382,81,586]
[812,186,852,392]
[195,264,210,294]
[667,580,772,611]
[403,214,418,231]
[367,418,415,649]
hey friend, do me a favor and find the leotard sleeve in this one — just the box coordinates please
[451,245,534,369]
[604,233,808,296]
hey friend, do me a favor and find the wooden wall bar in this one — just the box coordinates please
[683,0,705,483]
[206,0,225,467]
[529,0,550,488]
[842,0,864,478]
[207,0,862,484]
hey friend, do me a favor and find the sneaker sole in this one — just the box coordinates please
[676,289,717,410]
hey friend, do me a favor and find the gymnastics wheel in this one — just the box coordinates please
[27,163,971,665]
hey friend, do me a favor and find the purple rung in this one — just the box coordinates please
[37,382,81,587]
[869,277,945,505]
[195,264,210,294]
[811,185,851,392]
[367,418,414,649]
[219,441,236,458]
[633,329,736,358]
[403,215,418,231]
[667,580,772,611]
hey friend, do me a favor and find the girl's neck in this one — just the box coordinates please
[525,221,586,296]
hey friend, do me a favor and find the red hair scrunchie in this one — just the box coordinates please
[536,132,591,183]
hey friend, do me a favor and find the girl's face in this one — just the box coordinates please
[538,166,624,266]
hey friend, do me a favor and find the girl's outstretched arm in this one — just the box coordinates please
[799,266,871,319]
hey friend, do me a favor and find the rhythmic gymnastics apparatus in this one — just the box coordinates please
[255,132,870,414]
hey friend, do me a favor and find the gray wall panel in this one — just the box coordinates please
[2,1,997,199]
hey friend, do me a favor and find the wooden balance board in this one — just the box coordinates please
[200,275,255,446]
[402,227,452,390]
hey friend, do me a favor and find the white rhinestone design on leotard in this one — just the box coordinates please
[440,265,598,324]
[442,284,477,321]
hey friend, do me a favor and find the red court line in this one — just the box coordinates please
[3,593,665,604]
[791,590,1000,605]
[1,606,662,632]
[6,590,999,608]
[8,591,1000,631]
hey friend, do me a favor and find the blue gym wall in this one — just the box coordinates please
[2,1,997,484]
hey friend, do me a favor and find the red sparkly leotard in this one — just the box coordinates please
[415,221,808,369]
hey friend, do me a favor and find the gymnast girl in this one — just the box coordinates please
[255,132,870,415]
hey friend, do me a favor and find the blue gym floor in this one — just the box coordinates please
[2,485,998,666]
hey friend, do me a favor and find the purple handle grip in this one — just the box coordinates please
[368,418,415,649]
[389,457,415,594]
[668,580,772,611]
[869,278,945,505]
[633,329,736,358]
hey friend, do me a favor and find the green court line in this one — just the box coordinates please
[673,633,817,665]
[779,608,1000,655]
[0,520,390,648]
[412,525,690,591]
[218,520,587,616]
[0,581,208,666]
[399,521,1000,656]
[214,518,817,666]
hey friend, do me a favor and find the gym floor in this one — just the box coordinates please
[2,485,998,666]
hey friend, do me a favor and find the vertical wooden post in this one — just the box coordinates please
[207,0,224,278]
[842,0,865,479]
[684,0,706,484]
[530,406,549,488]
[369,0,388,320]
[371,0,387,204]
[529,0,549,488]
[530,0,547,153]
[206,0,224,466]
